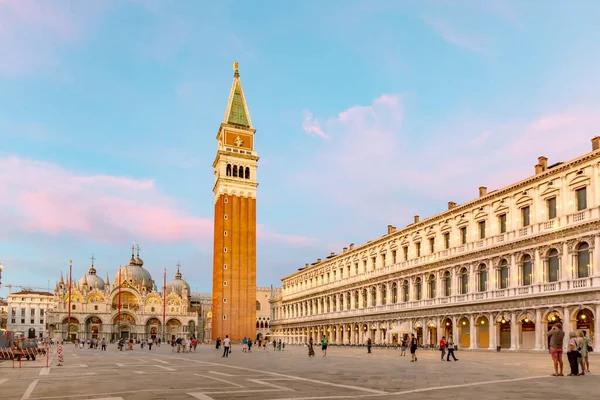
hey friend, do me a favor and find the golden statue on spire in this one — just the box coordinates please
[233,61,239,71]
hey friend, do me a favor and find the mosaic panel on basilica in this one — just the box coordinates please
[271,138,600,352]
[46,246,198,342]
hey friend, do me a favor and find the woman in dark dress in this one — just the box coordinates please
[308,337,315,357]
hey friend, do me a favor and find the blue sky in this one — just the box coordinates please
[1,0,600,296]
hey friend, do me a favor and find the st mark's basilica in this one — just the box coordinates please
[46,246,198,342]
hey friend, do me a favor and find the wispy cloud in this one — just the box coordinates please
[423,16,486,53]
[0,156,313,245]
[0,0,104,74]
[293,95,600,227]
[302,110,328,138]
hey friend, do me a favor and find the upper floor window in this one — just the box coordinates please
[499,259,509,289]
[416,242,421,257]
[355,263,359,275]
[577,242,590,278]
[392,283,398,303]
[354,292,359,309]
[460,267,468,294]
[371,257,376,270]
[429,237,435,253]
[443,271,451,296]
[381,253,386,266]
[478,264,487,292]
[428,274,436,299]
[460,227,467,245]
[371,287,376,306]
[401,281,409,302]
[403,246,408,261]
[478,221,486,239]
[415,278,422,301]
[256,301,261,311]
[363,260,367,272]
[362,289,368,308]
[521,255,533,286]
[346,293,351,310]
[547,197,557,219]
[521,206,530,227]
[499,214,507,233]
[548,249,559,282]
[392,250,397,264]
[576,187,587,211]
[443,232,450,249]
[382,285,387,304]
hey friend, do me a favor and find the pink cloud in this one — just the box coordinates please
[423,16,486,53]
[294,95,600,226]
[0,156,312,245]
[302,110,328,138]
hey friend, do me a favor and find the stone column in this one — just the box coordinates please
[534,248,542,285]
[469,315,476,349]
[595,304,600,350]
[534,308,543,350]
[488,313,496,350]
[562,242,570,281]
[510,311,518,350]
[564,306,571,350]
[595,235,600,277]
[510,254,517,289]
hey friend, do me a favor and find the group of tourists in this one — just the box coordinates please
[547,323,592,376]
[170,336,199,353]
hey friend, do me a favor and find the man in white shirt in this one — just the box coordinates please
[222,335,231,357]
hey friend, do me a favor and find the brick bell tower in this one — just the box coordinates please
[211,62,258,342]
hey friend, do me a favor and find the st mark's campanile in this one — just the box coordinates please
[211,63,258,341]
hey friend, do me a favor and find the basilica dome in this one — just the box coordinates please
[79,265,105,290]
[167,266,190,296]
[115,248,153,290]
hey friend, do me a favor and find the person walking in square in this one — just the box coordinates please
[547,323,565,376]
[409,333,418,362]
[439,336,446,361]
[308,337,315,357]
[367,338,372,354]
[400,337,407,356]
[567,331,580,376]
[321,335,328,357]
[582,330,591,373]
[446,335,458,361]
[222,335,231,358]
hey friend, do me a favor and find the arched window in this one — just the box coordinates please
[499,259,509,289]
[415,278,422,300]
[443,271,451,296]
[382,286,387,304]
[522,255,533,286]
[428,274,436,299]
[362,289,368,308]
[245,167,250,179]
[392,283,398,303]
[256,301,261,311]
[232,165,238,177]
[354,291,359,309]
[460,267,468,294]
[577,242,590,278]
[371,287,376,306]
[548,249,559,282]
[265,322,269,328]
[346,292,351,310]
[239,166,244,178]
[256,321,259,328]
[226,164,232,176]
[333,296,337,311]
[478,263,487,292]
[401,280,409,302]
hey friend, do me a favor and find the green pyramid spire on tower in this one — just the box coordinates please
[224,62,252,128]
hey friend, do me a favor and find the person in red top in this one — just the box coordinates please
[192,337,198,352]
[439,336,447,361]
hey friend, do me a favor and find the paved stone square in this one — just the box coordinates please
[0,344,598,399]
